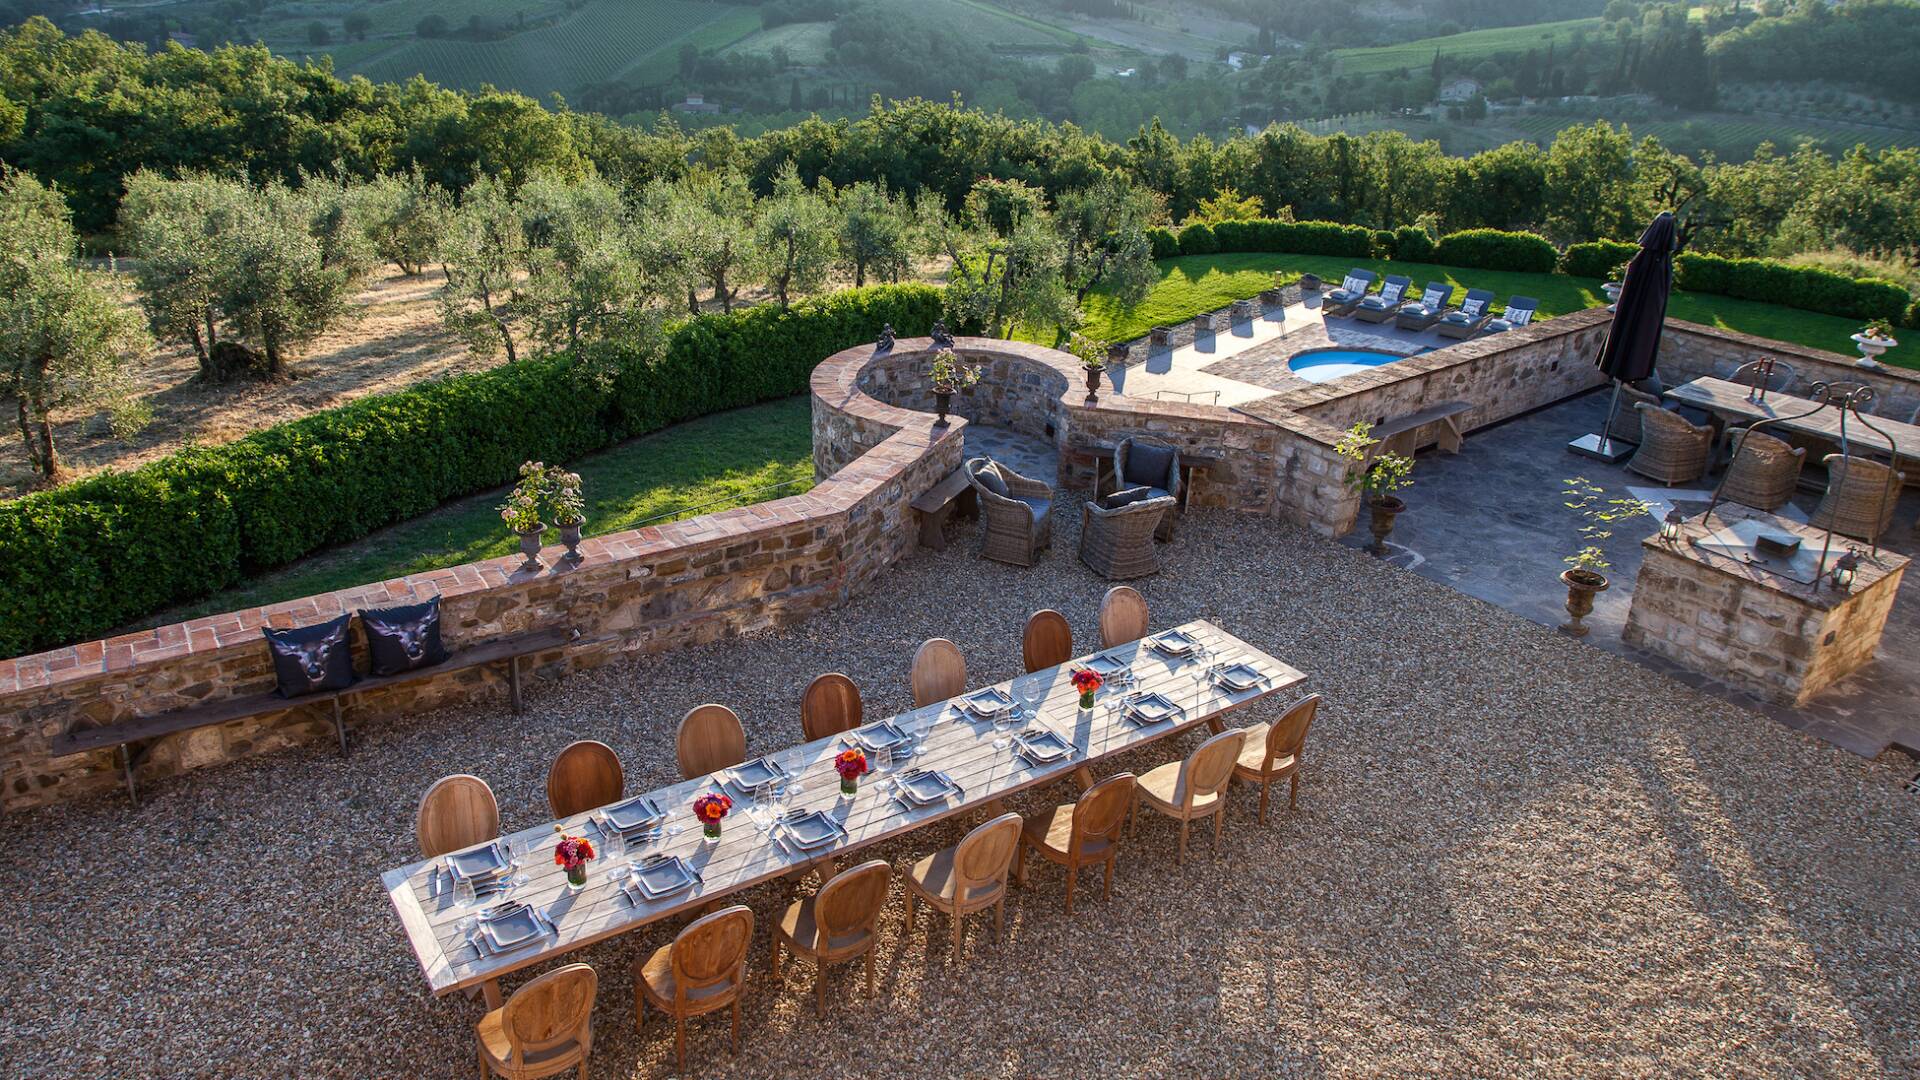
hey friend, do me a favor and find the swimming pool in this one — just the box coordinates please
[1286,348,1404,383]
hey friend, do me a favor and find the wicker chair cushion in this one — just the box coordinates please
[1102,486,1153,510]
[974,464,1009,498]
[1123,443,1176,489]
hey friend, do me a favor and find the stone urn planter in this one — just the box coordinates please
[516,524,546,573]
[1083,364,1102,403]
[558,520,585,563]
[1560,568,1609,637]
[1851,332,1897,370]
[1603,281,1623,310]
[1366,495,1405,556]
[1150,325,1174,346]
[1298,272,1323,292]
[933,389,954,425]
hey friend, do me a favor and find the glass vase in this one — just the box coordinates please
[565,862,587,891]
[703,822,722,844]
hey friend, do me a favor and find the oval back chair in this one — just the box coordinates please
[546,740,624,818]
[417,774,500,858]
[636,904,755,1071]
[910,638,967,708]
[801,673,864,741]
[676,704,747,781]
[476,962,597,1080]
[1098,585,1150,649]
[1017,772,1137,915]
[1133,728,1247,865]
[1021,609,1074,673]
[904,812,1022,965]
[772,859,893,1016]
[1234,693,1320,823]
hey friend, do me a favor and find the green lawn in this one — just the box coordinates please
[144,396,816,628]
[1062,252,1912,369]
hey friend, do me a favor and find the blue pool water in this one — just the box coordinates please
[1287,348,1403,383]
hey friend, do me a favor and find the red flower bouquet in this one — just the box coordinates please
[693,792,733,841]
[834,748,869,796]
[1070,667,1103,709]
[553,828,596,889]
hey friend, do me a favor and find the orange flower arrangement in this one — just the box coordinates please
[553,828,595,888]
[835,748,868,795]
[693,792,733,839]
[1070,667,1102,708]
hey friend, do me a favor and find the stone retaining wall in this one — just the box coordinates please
[0,390,962,812]
[1658,322,1920,422]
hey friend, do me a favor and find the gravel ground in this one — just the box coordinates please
[1,506,1915,1079]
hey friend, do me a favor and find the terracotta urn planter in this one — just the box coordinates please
[1366,495,1405,556]
[1560,568,1610,637]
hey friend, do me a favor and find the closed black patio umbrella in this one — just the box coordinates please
[1570,211,1677,462]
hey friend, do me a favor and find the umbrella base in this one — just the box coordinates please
[1567,432,1638,463]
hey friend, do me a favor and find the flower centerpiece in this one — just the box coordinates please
[834,748,869,797]
[552,826,596,890]
[1335,422,1415,556]
[925,348,981,426]
[692,792,733,843]
[1070,667,1103,710]
[1852,318,1899,368]
[499,461,549,572]
[545,467,587,563]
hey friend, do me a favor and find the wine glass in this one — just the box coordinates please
[751,778,775,831]
[506,835,530,890]
[453,871,478,910]
[1188,643,1216,709]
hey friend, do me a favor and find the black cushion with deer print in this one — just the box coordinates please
[264,613,357,698]
[359,596,449,677]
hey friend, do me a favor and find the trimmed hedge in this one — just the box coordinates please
[1176,222,1219,256]
[0,284,944,658]
[1908,297,1920,330]
[1674,253,1910,324]
[1147,227,1179,260]
[1560,239,1638,280]
[1390,225,1435,263]
[1208,219,1374,258]
[1432,229,1559,274]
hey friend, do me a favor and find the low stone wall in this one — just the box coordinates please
[1658,322,1920,422]
[0,391,961,811]
[1111,284,1303,366]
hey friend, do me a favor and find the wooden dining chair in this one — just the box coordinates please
[801,673,864,741]
[904,812,1022,965]
[1232,694,1319,823]
[635,904,754,1072]
[417,774,500,858]
[1016,772,1135,914]
[475,962,596,1080]
[910,638,967,708]
[676,704,747,781]
[1098,585,1149,649]
[1021,609,1074,673]
[771,858,892,1016]
[546,740,624,818]
[1132,728,1247,865]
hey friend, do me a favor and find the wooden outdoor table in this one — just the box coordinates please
[1663,377,1920,466]
[382,620,1308,1007]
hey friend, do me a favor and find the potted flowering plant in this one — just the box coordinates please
[552,826,596,890]
[834,748,869,798]
[692,792,732,843]
[1559,477,1651,637]
[1070,667,1102,712]
[1069,332,1111,402]
[925,348,981,426]
[1852,319,1899,368]
[499,461,548,572]
[544,467,586,563]
[1335,422,1415,556]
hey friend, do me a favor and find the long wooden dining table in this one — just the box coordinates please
[382,619,1309,1007]
[1663,376,1920,465]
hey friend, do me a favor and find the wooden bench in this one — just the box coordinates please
[910,467,980,550]
[50,626,577,804]
[1365,400,1472,464]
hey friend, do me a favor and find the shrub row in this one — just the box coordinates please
[1559,239,1639,280]
[0,285,945,659]
[1150,219,1378,261]
[1674,253,1911,325]
[1431,229,1560,274]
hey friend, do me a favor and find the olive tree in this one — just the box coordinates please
[756,162,837,310]
[836,180,914,287]
[516,173,654,352]
[0,169,150,482]
[216,181,362,378]
[439,175,528,362]
[358,166,453,276]
[922,178,1077,340]
[119,169,240,377]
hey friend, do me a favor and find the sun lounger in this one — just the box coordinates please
[1321,269,1378,318]
[1483,296,1538,334]
[1352,275,1413,324]
[1434,289,1497,339]
[1394,282,1454,331]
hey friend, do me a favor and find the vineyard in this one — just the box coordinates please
[1332,18,1604,77]
[1500,112,1920,158]
[346,0,751,99]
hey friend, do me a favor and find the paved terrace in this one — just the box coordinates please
[1,507,1915,1078]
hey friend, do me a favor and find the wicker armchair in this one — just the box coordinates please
[966,457,1053,566]
[1079,492,1176,580]
[1810,454,1905,542]
[1613,384,1663,446]
[1626,404,1714,485]
[1719,429,1806,511]
[1113,437,1182,541]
